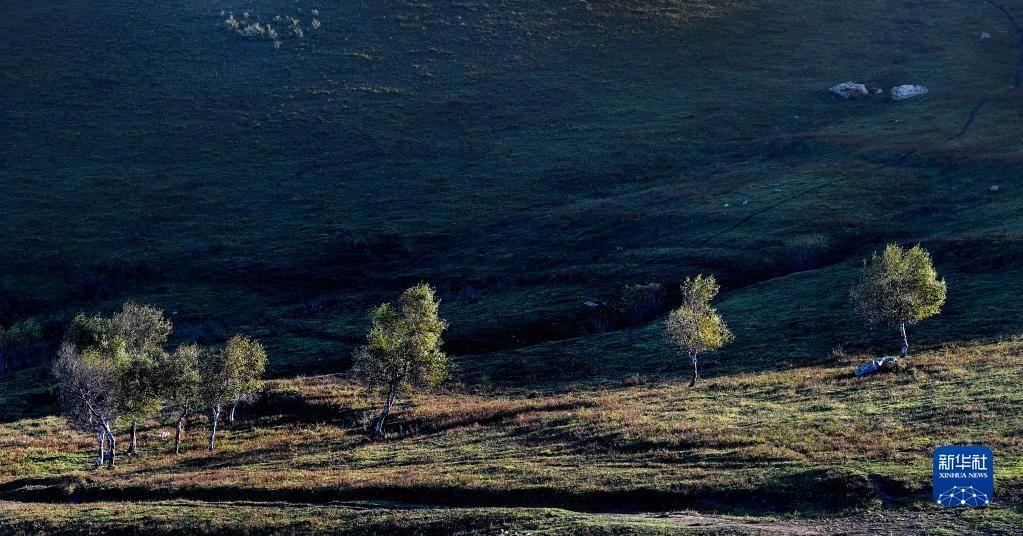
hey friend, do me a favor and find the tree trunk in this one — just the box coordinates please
[174,413,186,455]
[208,407,221,452]
[899,322,909,358]
[128,420,138,455]
[228,401,237,425]
[688,351,699,387]
[96,427,106,467]
[372,386,397,437]
[103,423,116,467]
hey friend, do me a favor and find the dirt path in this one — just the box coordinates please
[982,0,1023,87]
[602,512,822,534]
[692,147,918,249]
[952,98,989,139]
[952,0,1023,141]
[695,1,1023,248]
[606,509,1013,535]
[4,497,1014,534]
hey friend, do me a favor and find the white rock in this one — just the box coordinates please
[891,84,928,101]
[981,32,992,40]
[990,185,1000,192]
[830,82,869,99]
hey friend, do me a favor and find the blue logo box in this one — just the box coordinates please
[933,446,993,507]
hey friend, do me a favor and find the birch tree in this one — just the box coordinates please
[223,335,267,425]
[112,302,172,358]
[67,313,114,352]
[354,283,449,437]
[850,243,946,357]
[116,353,161,455]
[664,275,733,387]
[156,344,201,454]
[197,347,234,451]
[53,342,121,467]
[67,303,172,455]
[111,302,172,454]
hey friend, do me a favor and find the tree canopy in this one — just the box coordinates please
[354,283,449,436]
[223,334,268,423]
[196,346,233,451]
[53,341,122,466]
[850,244,946,328]
[850,244,946,356]
[664,274,733,386]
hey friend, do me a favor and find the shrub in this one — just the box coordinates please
[611,282,667,327]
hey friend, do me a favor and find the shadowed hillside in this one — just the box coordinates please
[3,0,1023,370]
[2,0,1023,533]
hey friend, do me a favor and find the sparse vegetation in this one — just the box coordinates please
[612,282,668,327]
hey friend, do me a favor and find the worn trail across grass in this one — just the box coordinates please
[0,500,1021,535]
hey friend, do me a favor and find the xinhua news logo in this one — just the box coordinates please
[933,446,993,507]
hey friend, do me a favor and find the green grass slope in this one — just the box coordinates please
[0,339,1021,523]
[2,0,1023,369]
[3,0,1023,532]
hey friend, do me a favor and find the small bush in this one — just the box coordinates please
[611,282,667,327]
[621,373,648,386]
[783,234,831,272]
[0,318,48,374]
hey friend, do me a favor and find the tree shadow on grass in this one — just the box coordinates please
[0,467,897,515]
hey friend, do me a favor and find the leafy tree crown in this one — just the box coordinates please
[224,334,268,399]
[197,346,235,410]
[353,283,449,394]
[664,274,734,356]
[850,244,946,327]
[112,301,173,356]
[156,344,202,414]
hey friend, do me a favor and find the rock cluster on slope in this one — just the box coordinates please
[891,84,929,100]
[830,82,869,99]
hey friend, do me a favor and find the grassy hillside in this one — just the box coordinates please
[3,0,1023,369]
[3,0,1023,533]
[2,339,1023,530]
